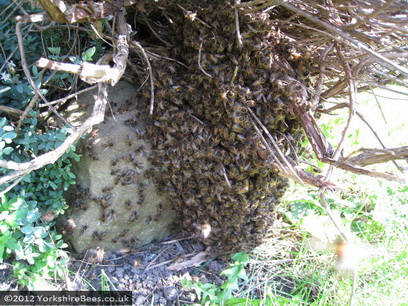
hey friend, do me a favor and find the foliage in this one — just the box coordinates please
[0,4,80,289]
[0,115,78,289]
[182,253,260,306]
[0,195,69,289]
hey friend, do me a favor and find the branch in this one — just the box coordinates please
[0,84,108,186]
[1,6,131,188]
[322,157,405,183]
[16,21,73,128]
[346,147,408,167]
[237,0,408,77]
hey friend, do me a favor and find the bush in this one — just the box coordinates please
[0,3,79,289]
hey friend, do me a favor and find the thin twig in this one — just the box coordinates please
[38,85,98,107]
[198,41,212,78]
[16,21,73,129]
[0,175,25,197]
[312,43,334,108]
[142,14,171,47]
[319,191,348,241]
[0,105,25,118]
[332,43,356,160]
[234,0,243,47]
[220,164,232,188]
[130,41,155,115]
[324,42,357,181]
[355,111,403,172]
[347,0,398,30]
[247,107,305,183]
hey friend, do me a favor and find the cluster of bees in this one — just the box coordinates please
[132,1,310,252]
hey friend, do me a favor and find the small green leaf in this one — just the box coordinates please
[48,47,61,55]
[15,84,23,93]
[82,46,96,61]
[32,227,46,238]
[2,147,14,155]
[55,133,66,141]
[32,65,39,76]
[2,132,17,140]
[21,225,34,234]
[3,125,14,132]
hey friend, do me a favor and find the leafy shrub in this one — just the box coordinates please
[0,115,78,289]
[0,3,80,289]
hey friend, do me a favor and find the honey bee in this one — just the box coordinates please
[125,200,132,209]
[90,128,99,139]
[119,229,129,237]
[130,237,140,245]
[102,142,114,151]
[107,209,117,221]
[129,211,139,222]
[61,217,77,235]
[92,231,107,241]
[125,135,132,147]
[145,216,152,225]
[80,225,88,235]
[111,157,121,166]
[102,186,113,193]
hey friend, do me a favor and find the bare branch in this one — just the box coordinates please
[129,40,155,115]
[0,83,109,186]
[346,147,408,167]
[16,20,73,128]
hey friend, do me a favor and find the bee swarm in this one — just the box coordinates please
[132,1,310,252]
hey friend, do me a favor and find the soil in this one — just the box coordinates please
[0,233,229,306]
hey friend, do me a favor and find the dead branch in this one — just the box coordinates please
[272,157,337,190]
[327,42,356,166]
[129,40,155,115]
[284,74,405,184]
[0,83,108,187]
[0,106,26,118]
[284,76,334,160]
[322,156,405,183]
[16,20,73,128]
[346,147,408,167]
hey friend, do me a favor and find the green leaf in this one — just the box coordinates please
[32,65,39,76]
[2,131,17,141]
[32,227,47,238]
[55,133,66,141]
[15,84,23,93]
[48,47,61,55]
[0,244,4,262]
[21,225,34,234]
[26,210,40,223]
[2,147,14,155]
[3,125,14,132]
[82,46,96,62]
